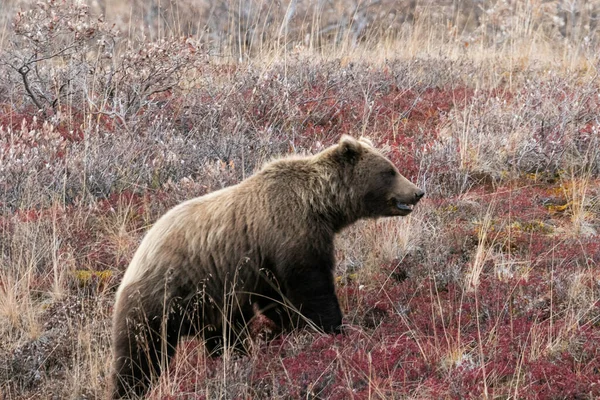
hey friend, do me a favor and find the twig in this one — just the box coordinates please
[17,65,44,113]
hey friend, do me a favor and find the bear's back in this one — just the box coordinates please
[115,183,268,303]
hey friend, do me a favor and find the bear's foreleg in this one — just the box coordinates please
[111,287,182,398]
[280,266,343,334]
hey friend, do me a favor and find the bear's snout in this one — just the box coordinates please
[397,188,424,206]
[388,187,424,216]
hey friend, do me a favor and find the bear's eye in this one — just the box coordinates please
[385,169,396,177]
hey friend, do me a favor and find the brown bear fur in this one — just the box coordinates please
[110,135,424,398]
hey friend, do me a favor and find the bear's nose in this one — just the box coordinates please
[415,190,425,200]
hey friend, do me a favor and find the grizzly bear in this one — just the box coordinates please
[110,135,424,398]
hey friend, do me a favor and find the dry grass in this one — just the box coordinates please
[1,1,600,399]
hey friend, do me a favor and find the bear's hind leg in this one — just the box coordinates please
[111,288,181,398]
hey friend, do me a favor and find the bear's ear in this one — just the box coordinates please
[358,136,374,147]
[338,135,362,163]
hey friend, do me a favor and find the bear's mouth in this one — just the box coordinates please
[396,201,413,214]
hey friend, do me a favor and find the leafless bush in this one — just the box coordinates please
[7,0,600,61]
[421,74,600,195]
[0,0,207,120]
[0,1,118,115]
[90,0,600,56]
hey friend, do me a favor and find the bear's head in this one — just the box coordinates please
[334,135,424,219]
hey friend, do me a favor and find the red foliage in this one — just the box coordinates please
[4,68,600,398]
